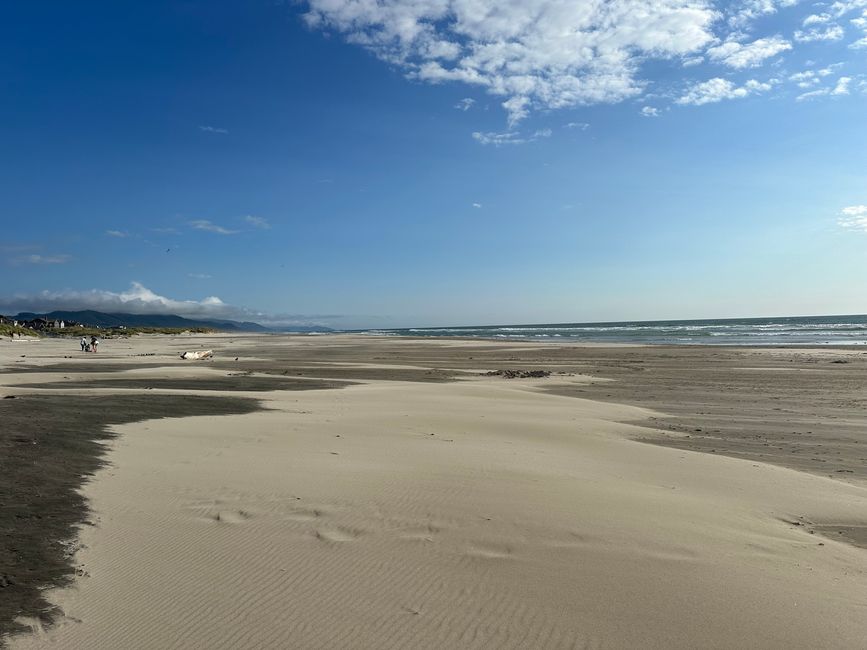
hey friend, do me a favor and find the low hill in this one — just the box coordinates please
[13,310,271,332]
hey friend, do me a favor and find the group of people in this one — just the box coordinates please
[80,335,99,353]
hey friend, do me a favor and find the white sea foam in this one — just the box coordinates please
[370,316,867,345]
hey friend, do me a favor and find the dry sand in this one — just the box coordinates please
[3,334,867,649]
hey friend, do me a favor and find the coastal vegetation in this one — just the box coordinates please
[0,324,37,338]
[1,324,215,338]
[50,325,216,337]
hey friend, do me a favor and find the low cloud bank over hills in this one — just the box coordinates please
[0,283,338,332]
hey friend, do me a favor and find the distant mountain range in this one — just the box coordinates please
[11,310,332,333]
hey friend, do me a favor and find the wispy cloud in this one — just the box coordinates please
[188,273,212,279]
[199,125,228,134]
[105,230,129,238]
[472,129,552,146]
[799,1,867,47]
[189,219,238,235]
[564,122,590,130]
[803,13,833,26]
[727,0,800,28]
[796,76,852,100]
[839,204,867,231]
[472,132,525,146]
[244,215,271,229]
[833,76,853,94]
[454,98,475,111]
[9,254,72,266]
[795,24,845,42]
[677,78,772,105]
[640,106,660,117]
[472,202,482,208]
[789,65,838,87]
[852,9,867,47]
[810,0,867,22]
[707,36,792,69]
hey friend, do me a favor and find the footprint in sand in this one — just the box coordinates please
[313,527,363,543]
[211,510,253,524]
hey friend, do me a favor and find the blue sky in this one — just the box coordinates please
[2,0,866,328]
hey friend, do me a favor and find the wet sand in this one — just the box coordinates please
[2,334,866,648]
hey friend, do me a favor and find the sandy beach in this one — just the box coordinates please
[2,334,866,649]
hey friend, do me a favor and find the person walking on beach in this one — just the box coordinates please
[80,336,87,352]
[90,335,98,353]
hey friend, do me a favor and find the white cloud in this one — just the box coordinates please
[852,10,867,46]
[803,13,832,25]
[795,25,845,41]
[0,282,230,319]
[676,77,771,105]
[244,215,271,229]
[830,0,867,17]
[199,125,228,134]
[682,55,705,66]
[832,76,852,94]
[189,219,238,235]
[839,204,867,231]
[472,128,551,146]
[0,282,343,328]
[796,75,853,99]
[472,202,482,208]
[789,65,838,87]
[303,0,718,124]
[502,96,530,128]
[188,273,212,279]
[640,106,661,117]
[454,97,475,110]
[564,122,590,130]
[727,0,800,28]
[707,35,792,68]
[9,254,72,266]
[796,88,826,100]
[105,230,129,238]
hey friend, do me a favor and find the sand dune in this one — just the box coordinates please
[5,336,867,648]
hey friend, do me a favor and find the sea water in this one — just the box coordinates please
[359,315,867,346]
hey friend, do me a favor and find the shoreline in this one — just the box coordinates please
[3,334,866,648]
[356,333,867,347]
[15,326,867,348]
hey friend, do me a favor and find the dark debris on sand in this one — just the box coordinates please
[483,369,552,379]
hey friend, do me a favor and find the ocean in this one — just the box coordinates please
[360,315,867,346]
